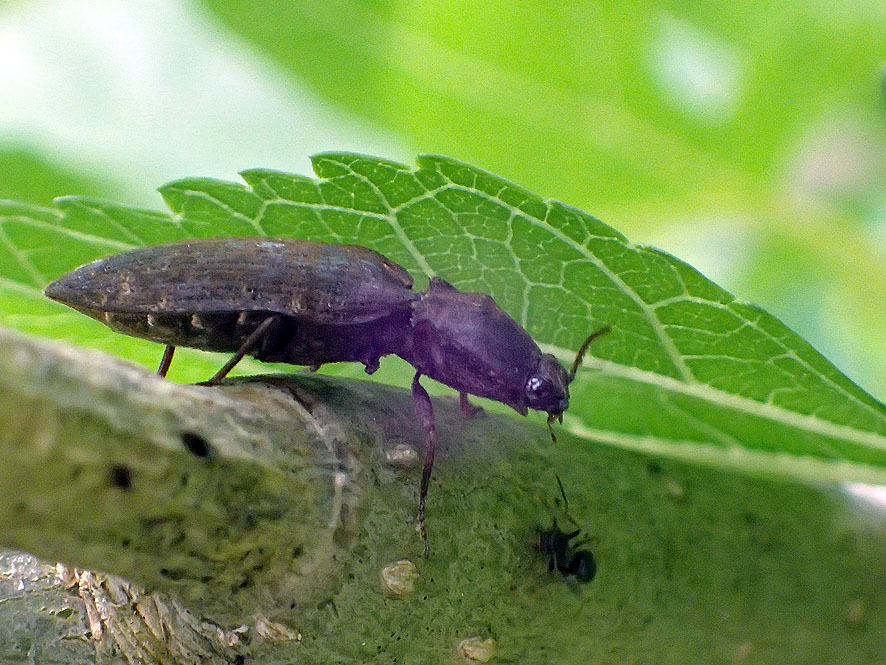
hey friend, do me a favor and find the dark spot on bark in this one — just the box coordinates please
[160,567,185,580]
[109,464,132,490]
[180,431,212,458]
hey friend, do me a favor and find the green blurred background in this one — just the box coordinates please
[1,0,883,400]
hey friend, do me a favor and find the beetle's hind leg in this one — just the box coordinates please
[411,372,436,557]
[156,345,176,377]
[202,315,281,386]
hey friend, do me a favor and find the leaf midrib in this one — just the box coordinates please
[563,355,886,447]
[565,421,886,485]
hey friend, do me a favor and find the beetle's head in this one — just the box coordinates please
[525,354,571,415]
[527,326,611,443]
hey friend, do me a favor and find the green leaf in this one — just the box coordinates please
[200,0,886,401]
[1,153,884,484]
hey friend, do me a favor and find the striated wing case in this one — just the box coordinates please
[44,238,417,325]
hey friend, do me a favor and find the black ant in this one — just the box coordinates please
[537,476,596,583]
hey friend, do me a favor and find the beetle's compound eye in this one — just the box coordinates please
[525,354,570,413]
[526,375,554,396]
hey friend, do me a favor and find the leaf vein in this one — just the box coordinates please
[444,182,694,380]
[560,355,886,447]
[340,165,436,278]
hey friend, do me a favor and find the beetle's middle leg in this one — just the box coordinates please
[459,392,483,418]
[411,371,436,557]
[156,345,176,377]
[203,315,281,386]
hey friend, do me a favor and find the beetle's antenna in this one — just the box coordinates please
[568,326,611,383]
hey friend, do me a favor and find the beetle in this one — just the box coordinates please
[44,238,609,553]
[537,476,596,583]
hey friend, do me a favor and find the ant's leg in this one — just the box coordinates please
[156,345,175,377]
[412,372,436,556]
[203,315,280,386]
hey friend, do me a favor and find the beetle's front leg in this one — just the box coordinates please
[411,372,435,556]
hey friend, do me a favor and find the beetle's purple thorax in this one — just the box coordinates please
[401,278,569,415]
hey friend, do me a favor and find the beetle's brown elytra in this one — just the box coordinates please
[45,238,609,554]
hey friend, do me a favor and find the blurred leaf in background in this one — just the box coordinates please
[0,0,883,398]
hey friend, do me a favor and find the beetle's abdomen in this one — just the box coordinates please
[97,310,248,351]
[96,308,412,368]
[261,308,413,367]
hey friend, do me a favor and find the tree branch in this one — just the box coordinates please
[1,326,884,665]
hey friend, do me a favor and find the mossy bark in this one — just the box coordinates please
[0,327,884,664]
